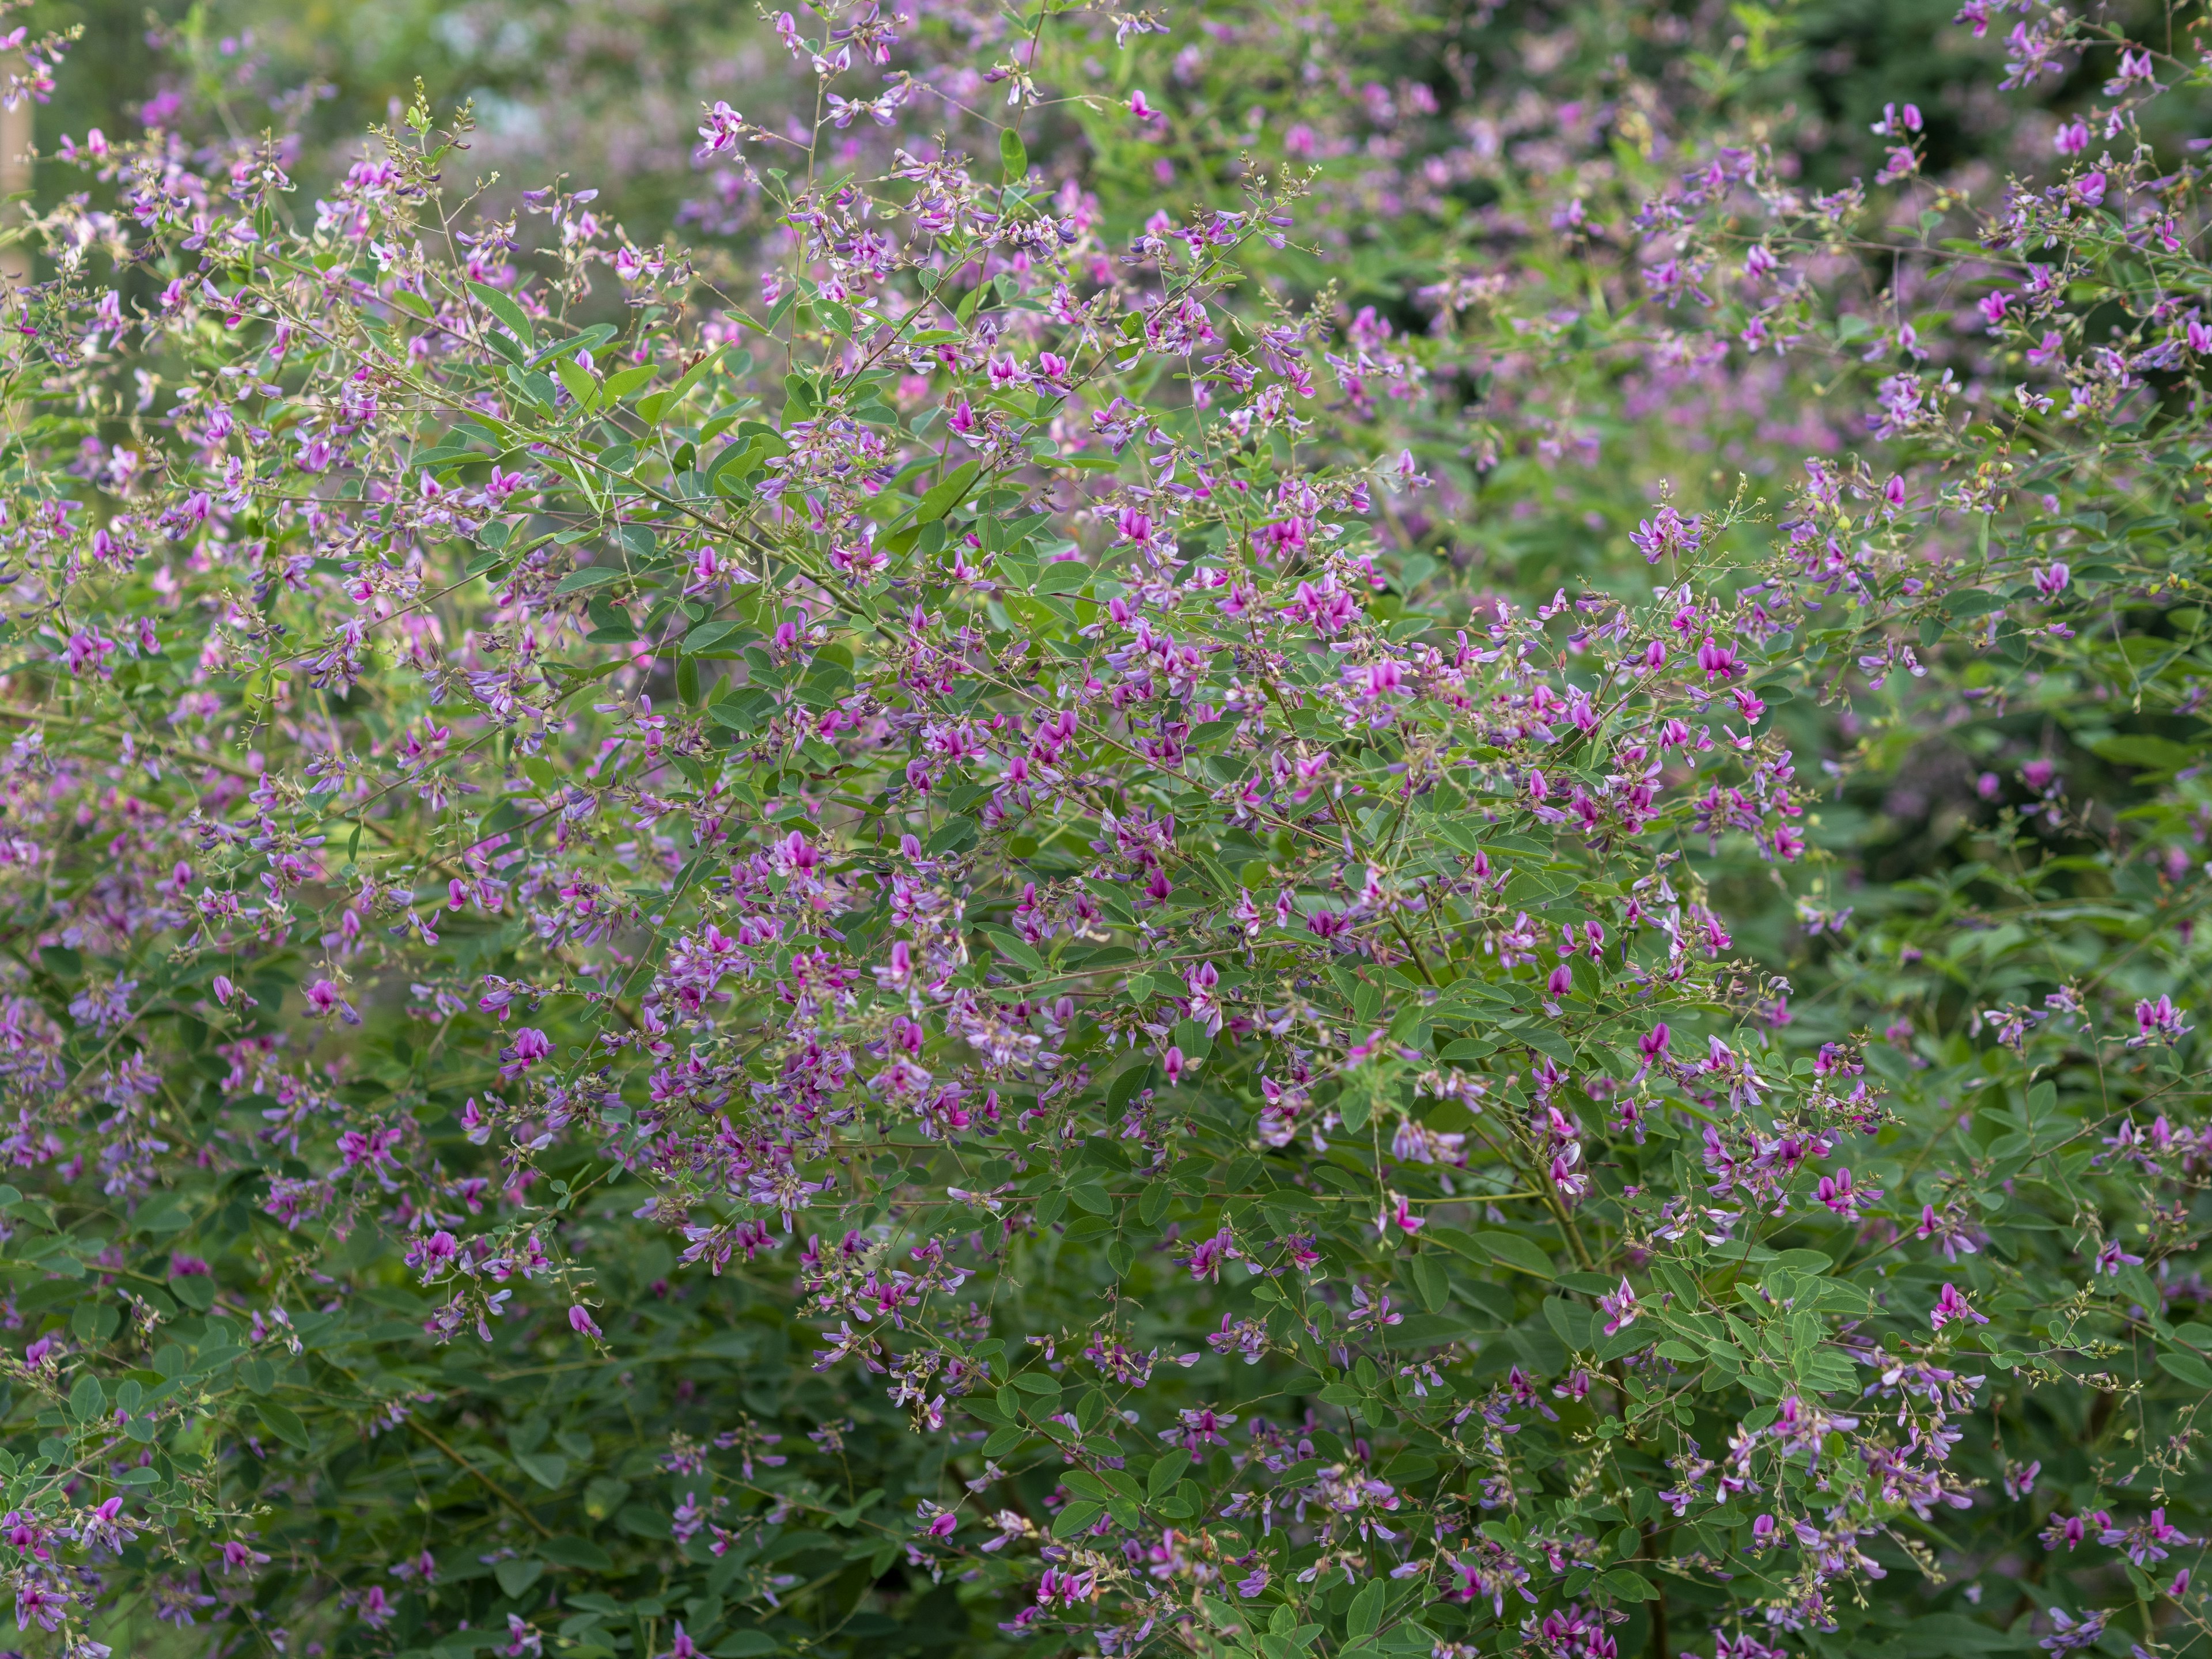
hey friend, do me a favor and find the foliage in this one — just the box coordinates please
[0,0,2205,1658]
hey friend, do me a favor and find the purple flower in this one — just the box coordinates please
[1929,1283,1987,1330]
[916,1501,958,1539]
[1599,1278,1638,1336]
[303,978,361,1024]
[500,1026,554,1077]
[2039,1608,2106,1654]
[14,1581,68,1632]
[1816,1166,1880,1218]
[2100,1507,2191,1565]
[2130,996,2190,1048]
[1177,1228,1238,1282]
[1630,504,1703,564]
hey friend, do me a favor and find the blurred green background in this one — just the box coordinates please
[21,0,2086,244]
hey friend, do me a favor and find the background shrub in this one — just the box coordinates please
[0,0,2202,1656]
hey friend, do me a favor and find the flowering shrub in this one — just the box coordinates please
[0,0,2206,1656]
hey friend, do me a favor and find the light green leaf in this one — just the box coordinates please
[1347,1579,1384,1638]
[468,281,536,349]
[916,460,982,522]
[555,355,600,410]
[554,567,628,594]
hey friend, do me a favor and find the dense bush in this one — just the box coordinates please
[0,0,2205,1656]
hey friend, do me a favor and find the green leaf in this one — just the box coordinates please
[514,1450,569,1488]
[1051,1500,1103,1539]
[685,620,745,655]
[638,347,726,425]
[1000,127,1030,183]
[555,566,629,594]
[540,1535,614,1571]
[1597,1569,1658,1601]
[69,1376,104,1420]
[983,926,1048,978]
[1339,1082,1373,1132]
[494,1557,546,1599]
[916,460,982,523]
[555,355,600,409]
[469,282,536,349]
[1147,1449,1190,1501]
[706,439,764,489]
[1544,1297,1596,1350]
[2092,734,2194,774]
[256,1401,310,1450]
[1347,1579,1384,1638]
[1477,1231,1555,1278]
[1410,1252,1452,1313]
[2158,1349,2212,1389]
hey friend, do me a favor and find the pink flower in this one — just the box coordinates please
[916,1502,958,1538]
[303,978,361,1025]
[1929,1283,1987,1330]
[499,1026,554,1078]
[569,1305,603,1339]
[1816,1166,1879,1218]
[1599,1278,1638,1335]
[220,1539,272,1574]
[1379,1191,1424,1234]
[14,1581,68,1632]
[2130,996,2190,1047]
